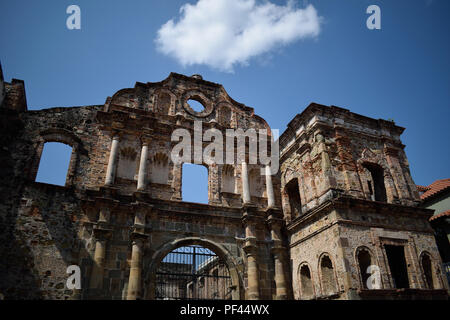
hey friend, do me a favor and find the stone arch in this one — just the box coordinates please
[281,167,304,222]
[143,237,243,300]
[318,253,338,296]
[282,166,297,186]
[297,262,315,299]
[357,149,398,203]
[419,251,442,290]
[110,87,136,109]
[355,246,377,289]
[361,162,387,202]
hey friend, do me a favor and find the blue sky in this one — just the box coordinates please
[1,0,449,198]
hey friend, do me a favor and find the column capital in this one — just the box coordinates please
[270,242,287,256]
[242,237,258,255]
[241,210,260,225]
[267,217,284,233]
[92,225,113,241]
[108,130,123,140]
[140,136,152,146]
[241,203,257,214]
[130,230,149,243]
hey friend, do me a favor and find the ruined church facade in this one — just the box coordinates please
[0,68,448,300]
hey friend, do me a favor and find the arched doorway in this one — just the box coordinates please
[145,238,242,300]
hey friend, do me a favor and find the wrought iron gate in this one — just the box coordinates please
[155,245,233,300]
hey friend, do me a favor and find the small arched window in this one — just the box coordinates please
[357,248,373,289]
[320,255,337,296]
[363,163,387,202]
[299,264,314,299]
[421,253,435,289]
[285,178,302,218]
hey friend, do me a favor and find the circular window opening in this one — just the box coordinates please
[187,99,205,113]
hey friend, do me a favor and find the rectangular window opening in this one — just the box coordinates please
[384,245,410,289]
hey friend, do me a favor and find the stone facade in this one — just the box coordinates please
[280,104,448,299]
[0,67,447,300]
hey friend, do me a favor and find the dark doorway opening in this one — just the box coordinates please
[384,245,409,289]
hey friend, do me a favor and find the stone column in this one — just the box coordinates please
[89,238,106,291]
[243,238,260,300]
[127,238,144,300]
[105,135,120,186]
[272,247,288,299]
[241,161,251,205]
[265,165,275,209]
[268,216,288,299]
[89,208,112,297]
[137,142,149,191]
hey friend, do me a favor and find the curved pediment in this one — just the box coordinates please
[106,72,270,131]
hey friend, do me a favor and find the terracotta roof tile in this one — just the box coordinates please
[419,178,450,201]
[429,210,450,222]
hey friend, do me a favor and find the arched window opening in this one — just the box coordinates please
[222,164,236,193]
[421,253,435,289]
[35,142,72,186]
[155,245,232,300]
[357,249,372,289]
[363,163,387,202]
[182,163,208,204]
[285,178,302,218]
[320,255,337,296]
[150,153,169,184]
[299,264,314,299]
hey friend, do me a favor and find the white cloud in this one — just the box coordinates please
[155,0,321,72]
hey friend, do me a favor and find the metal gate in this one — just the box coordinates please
[155,245,233,300]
